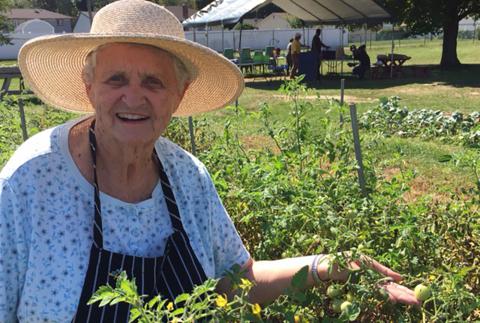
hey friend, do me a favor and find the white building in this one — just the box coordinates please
[0,19,55,60]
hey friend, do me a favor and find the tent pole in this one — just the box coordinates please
[390,24,394,78]
[363,23,367,46]
[222,20,225,52]
[239,18,243,52]
[340,26,344,75]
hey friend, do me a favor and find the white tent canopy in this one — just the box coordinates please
[183,0,391,28]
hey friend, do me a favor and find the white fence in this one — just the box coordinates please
[185,27,348,52]
[1,26,348,60]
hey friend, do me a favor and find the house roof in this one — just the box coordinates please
[76,6,196,23]
[7,9,72,20]
[164,6,197,22]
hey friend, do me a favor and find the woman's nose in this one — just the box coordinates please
[121,85,147,108]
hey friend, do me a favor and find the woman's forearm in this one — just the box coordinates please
[244,256,318,304]
[217,255,347,304]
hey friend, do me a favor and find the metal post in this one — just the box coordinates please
[349,103,367,197]
[390,25,395,78]
[341,26,344,75]
[238,18,243,51]
[340,79,345,125]
[193,28,196,42]
[363,24,367,46]
[188,117,196,155]
[222,21,225,52]
[18,98,28,141]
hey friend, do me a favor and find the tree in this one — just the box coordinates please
[380,0,480,69]
[0,0,12,45]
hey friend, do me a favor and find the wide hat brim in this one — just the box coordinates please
[18,33,244,116]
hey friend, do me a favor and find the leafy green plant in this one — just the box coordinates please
[360,96,480,148]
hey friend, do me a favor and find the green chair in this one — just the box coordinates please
[239,48,252,64]
[223,48,234,60]
[252,50,264,64]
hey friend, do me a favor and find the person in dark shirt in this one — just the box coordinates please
[311,29,329,81]
[350,44,371,79]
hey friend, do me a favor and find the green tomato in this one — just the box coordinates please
[346,292,354,302]
[414,284,432,301]
[327,284,343,299]
[340,301,353,312]
[331,298,343,313]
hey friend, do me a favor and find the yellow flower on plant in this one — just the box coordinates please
[216,294,228,308]
[239,278,252,290]
[251,303,261,316]
[166,301,174,311]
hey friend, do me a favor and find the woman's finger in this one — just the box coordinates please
[353,256,403,282]
[383,283,421,306]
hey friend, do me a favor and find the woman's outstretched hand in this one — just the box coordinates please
[317,254,421,306]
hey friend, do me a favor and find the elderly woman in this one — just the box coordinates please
[0,1,420,322]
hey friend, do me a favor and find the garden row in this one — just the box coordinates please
[0,81,479,321]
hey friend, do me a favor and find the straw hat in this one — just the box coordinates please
[18,0,244,116]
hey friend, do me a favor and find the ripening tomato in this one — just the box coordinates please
[346,292,354,302]
[327,284,343,298]
[414,284,432,301]
[331,298,343,313]
[340,301,353,312]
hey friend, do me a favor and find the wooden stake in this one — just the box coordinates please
[188,116,196,156]
[349,103,367,197]
[18,98,28,141]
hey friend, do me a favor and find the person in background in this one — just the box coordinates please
[286,38,293,72]
[350,44,371,79]
[311,28,329,81]
[290,33,302,79]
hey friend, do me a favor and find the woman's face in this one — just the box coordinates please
[85,43,187,146]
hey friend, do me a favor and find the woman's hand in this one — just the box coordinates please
[317,254,421,306]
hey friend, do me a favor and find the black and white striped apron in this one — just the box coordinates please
[72,121,208,322]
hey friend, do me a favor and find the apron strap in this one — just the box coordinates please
[89,120,104,249]
[155,156,185,232]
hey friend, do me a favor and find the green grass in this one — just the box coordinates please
[237,39,480,113]
[1,39,479,198]
[0,60,17,67]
